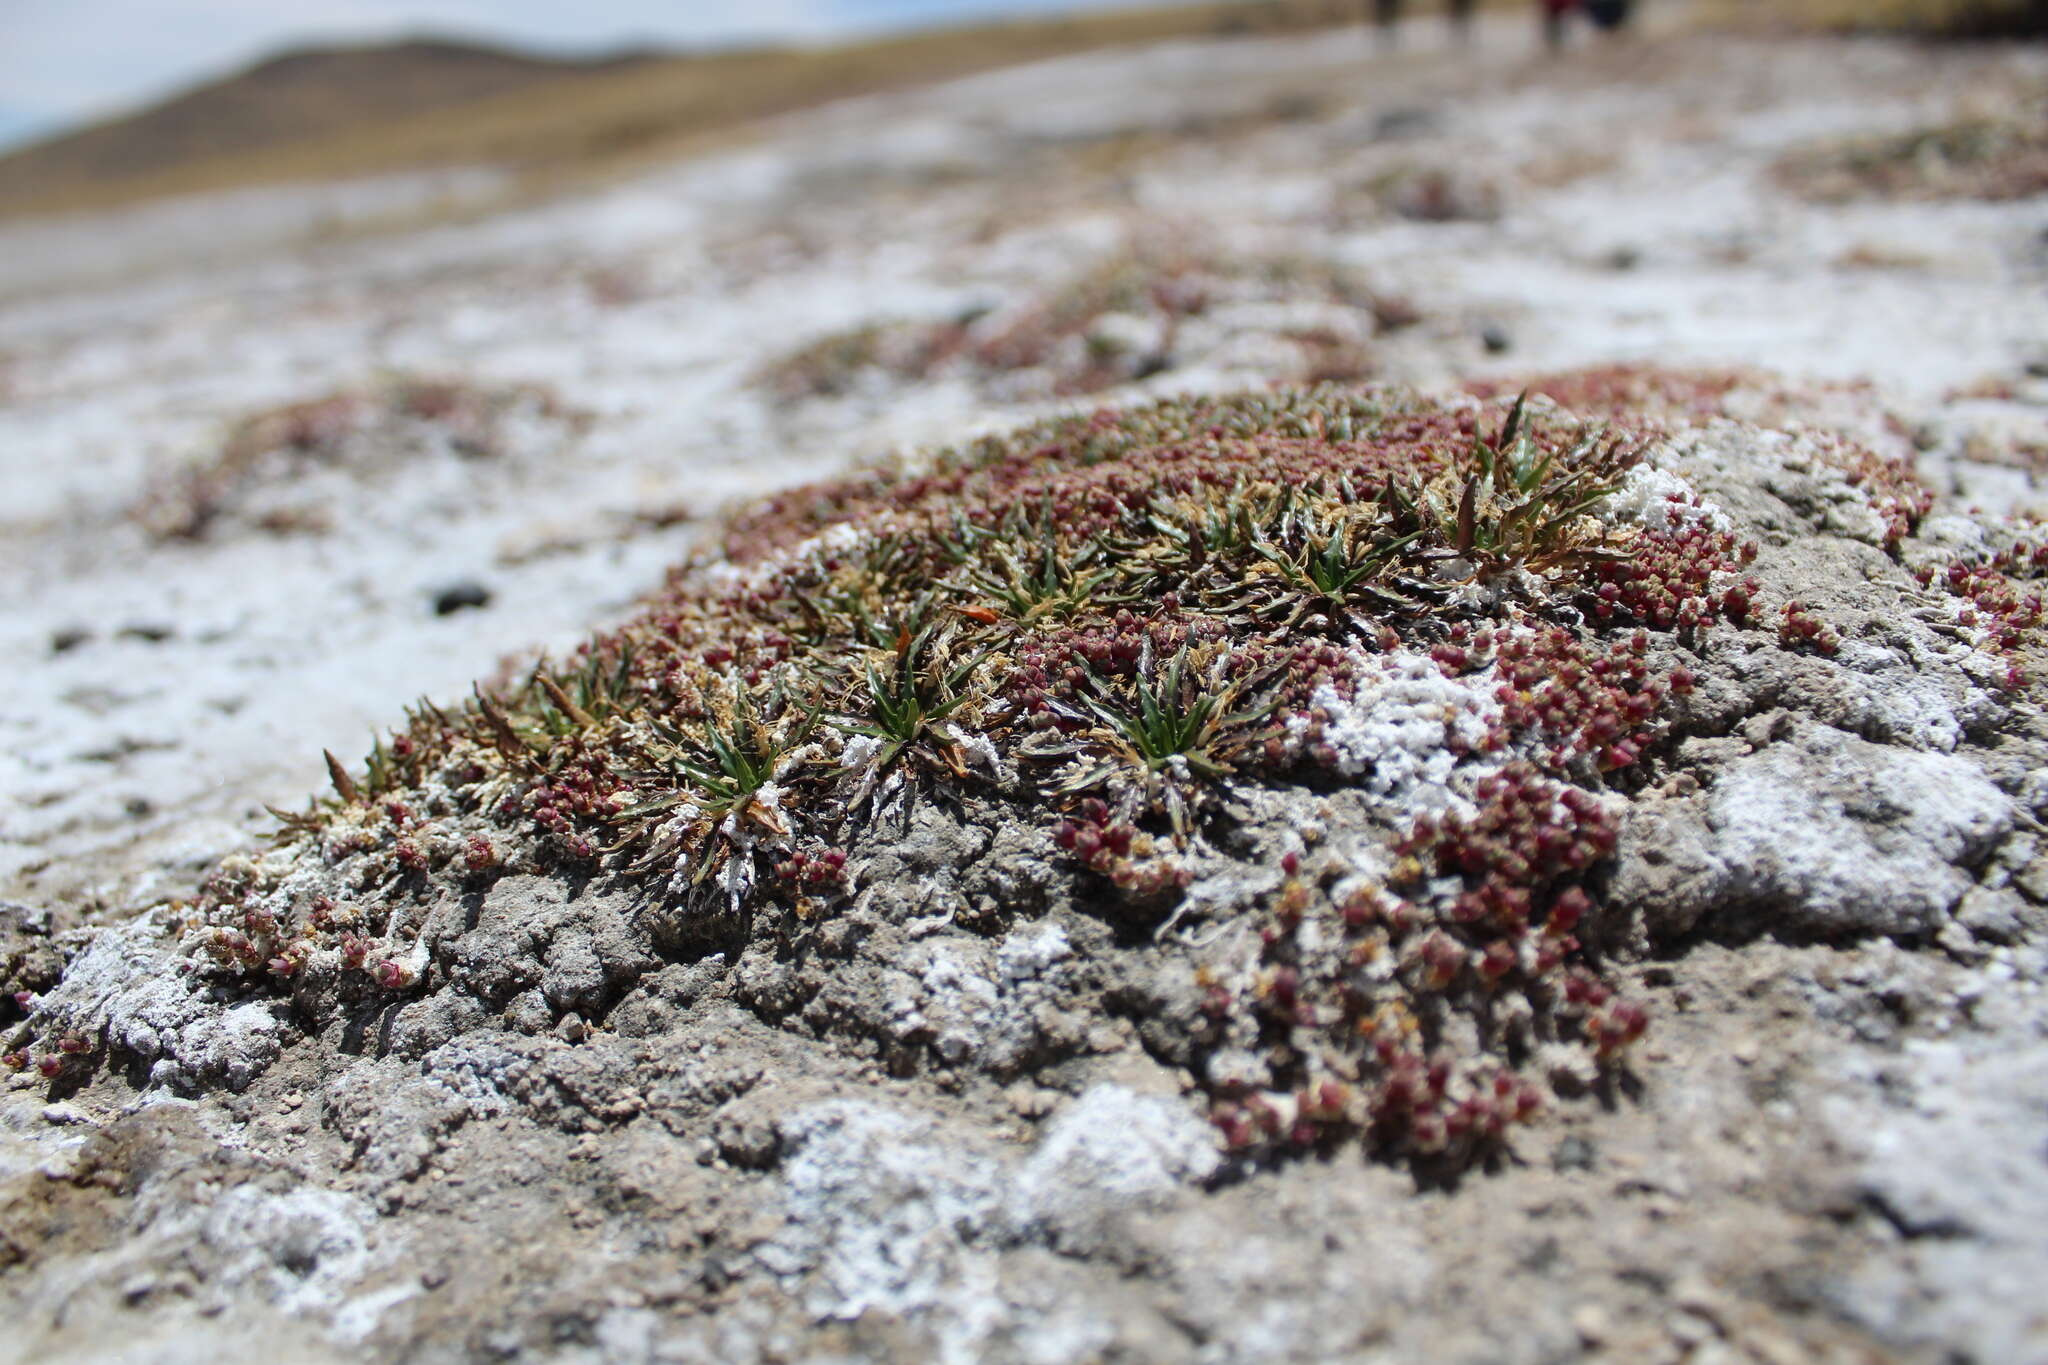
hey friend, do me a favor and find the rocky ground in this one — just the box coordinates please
[3,10,2048,1365]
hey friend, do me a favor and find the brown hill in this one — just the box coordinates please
[0,38,656,213]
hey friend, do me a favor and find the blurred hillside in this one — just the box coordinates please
[1,0,2034,222]
[0,0,1377,221]
[0,40,657,207]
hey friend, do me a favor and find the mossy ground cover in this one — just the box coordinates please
[135,375,580,542]
[1772,105,2048,204]
[14,375,2037,1185]
[14,385,1824,1163]
[759,248,1402,403]
[1466,364,1935,545]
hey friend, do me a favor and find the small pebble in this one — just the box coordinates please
[1554,1134,1598,1171]
[433,581,493,616]
[1005,1084,1060,1119]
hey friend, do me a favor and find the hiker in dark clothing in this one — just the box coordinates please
[1373,0,1630,51]
[1369,0,1482,44]
[1541,0,1579,49]
[1586,0,1633,31]
[1546,0,1633,48]
[1371,0,1401,44]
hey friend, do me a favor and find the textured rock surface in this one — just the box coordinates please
[4,396,2044,1364]
[1612,724,2014,940]
[6,18,2048,1365]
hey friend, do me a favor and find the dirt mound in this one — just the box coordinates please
[5,384,2046,1361]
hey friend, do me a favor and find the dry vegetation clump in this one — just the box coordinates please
[1702,0,2048,37]
[1468,364,1933,548]
[760,248,1412,404]
[1929,0,2048,35]
[1870,0,2048,36]
[1772,105,2048,203]
[1468,365,1773,427]
[1321,157,1513,233]
[1374,165,1507,224]
[1934,375,2048,471]
[1917,522,2048,691]
[762,320,977,401]
[26,385,1887,1171]
[1948,418,2048,471]
[137,375,581,541]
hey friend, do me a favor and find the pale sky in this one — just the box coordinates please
[0,0,1188,148]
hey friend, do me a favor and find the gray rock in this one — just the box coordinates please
[1828,1027,2048,1361]
[1613,723,2013,941]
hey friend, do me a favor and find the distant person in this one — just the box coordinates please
[1368,0,1481,44]
[1541,0,1581,50]
[1371,0,1401,45]
[1586,0,1633,31]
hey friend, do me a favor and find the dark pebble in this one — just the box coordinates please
[434,582,493,616]
[1553,1134,1598,1171]
[1372,107,1438,140]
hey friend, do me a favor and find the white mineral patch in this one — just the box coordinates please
[1711,739,2010,934]
[760,1101,1002,1328]
[1601,462,1732,534]
[1288,650,1501,818]
[1004,1083,1220,1243]
[996,920,1072,982]
[202,1185,380,1317]
[765,1087,1217,1359]
[1827,1013,2048,1361]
